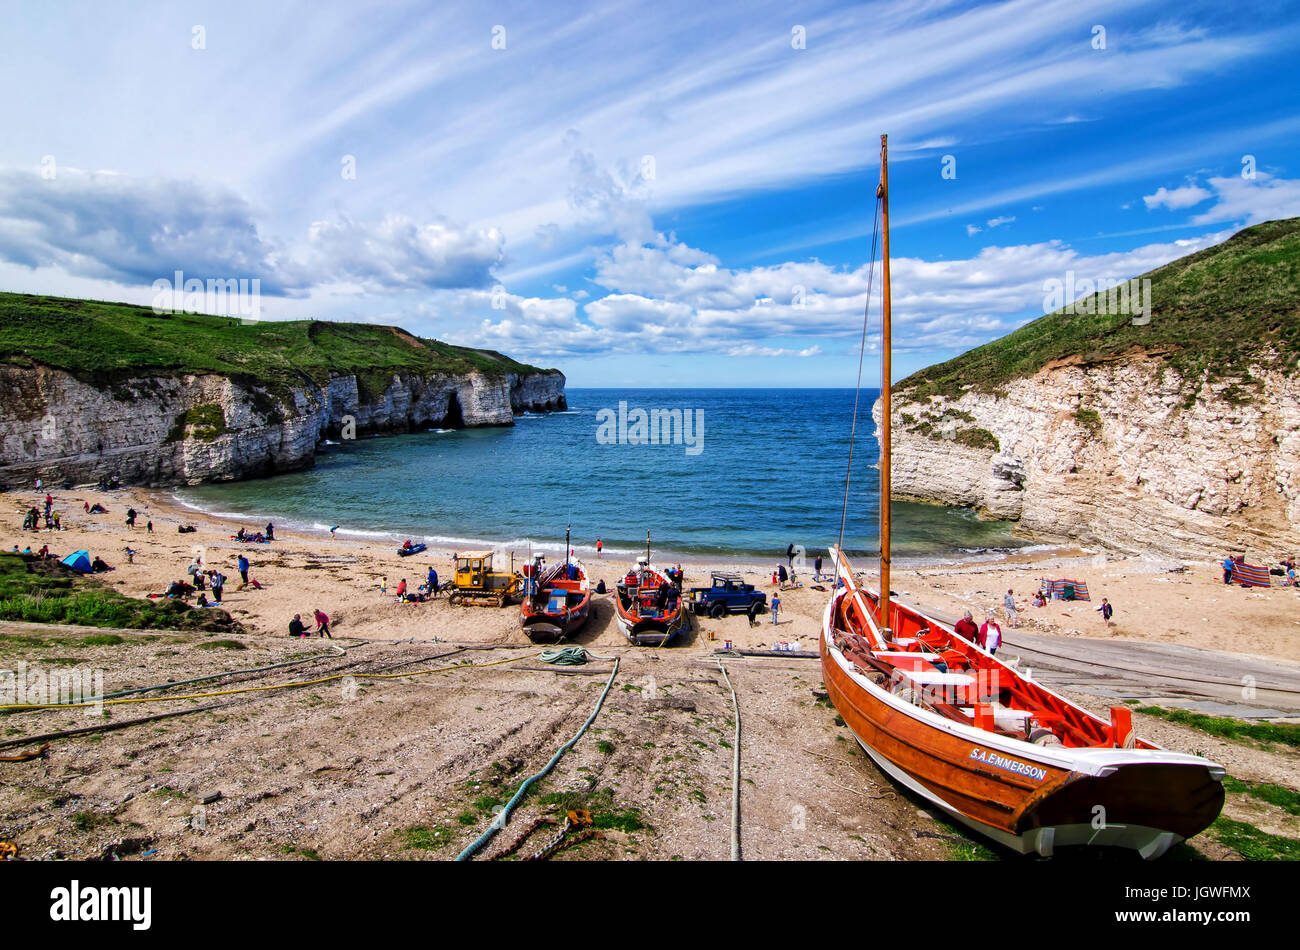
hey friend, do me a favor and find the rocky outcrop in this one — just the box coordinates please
[0,366,565,487]
[882,354,1300,560]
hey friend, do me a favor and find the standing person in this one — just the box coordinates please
[237,553,250,588]
[954,609,978,641]
[1097,598,1114,628]
[126,507,137,529]
[786,543,795,568]
[313,609,332,638]
[43,493,52,515]
[814,554,823,577]
[265,522,275,541]
[146,520,153,533]
[52,511,61,531]
[288,614,307,638]
[979,615,1002,655]
[426,565,439,598]
[1003,589,1018,628]
[596,538,603,557]
[209,570,225,603]
[1222,555,1235,585]
[771,591,781,625]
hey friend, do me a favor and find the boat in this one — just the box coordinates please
[520,526,591,641]
[397,542,427,557]
[614,532,687,646]
[819,134,1225,860]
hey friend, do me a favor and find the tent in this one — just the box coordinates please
[61,550,93,574]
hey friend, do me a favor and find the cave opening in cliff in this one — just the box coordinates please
[441,392,464,429]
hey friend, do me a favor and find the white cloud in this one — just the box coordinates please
[1143,184,1212,210]
[1188,173,1300,225]
[986,215,1016,228]
[966,224,983,237]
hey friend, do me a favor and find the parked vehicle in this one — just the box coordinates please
[688,572,766,620]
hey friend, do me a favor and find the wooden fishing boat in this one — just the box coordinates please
[520,528,591,641]
[614,533,686,646]
[820,135,1225,859]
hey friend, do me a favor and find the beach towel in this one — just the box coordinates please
[1232,562,1273,587]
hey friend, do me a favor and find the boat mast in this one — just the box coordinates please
[645,529,651,565]
[565,523,571,570]
[878,133,892,637]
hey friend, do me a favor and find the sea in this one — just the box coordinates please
[175,388,1043,565]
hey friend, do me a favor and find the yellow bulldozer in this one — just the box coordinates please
[449,550,522,607]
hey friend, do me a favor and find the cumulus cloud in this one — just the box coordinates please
[0,169,503,296]
[986,215,1015,228]
[1188,172,1300,225]
[1142,184,1212,210]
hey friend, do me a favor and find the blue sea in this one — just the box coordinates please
[175,388,1040,564]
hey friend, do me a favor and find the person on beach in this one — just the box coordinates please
[1222,555,1236,585]
[124,547,135,564]
[1097,598,1114,627]
[314,609,332,638]
[1003,589,1018,628]
[52,512,61,531]
[330,526,339,538]
[396,578,408,600]
[237,553,250,588]
[126,507,137,529]
[288,614,307,638]
[265,522,275,541]
[814,555,823,578]
[43,493,52,514]
[83,501,89,514]
[209,570,225,603]
[954,609,978,642]
[147,520,153,533]
[596,538,603,557]
[771,591,781,625]
[979,616,1002,655]
[786,543,795,568]
[426,566,438,597]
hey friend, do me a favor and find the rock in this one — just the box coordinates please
[0,366,566,487]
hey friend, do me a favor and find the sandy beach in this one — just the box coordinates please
[4,486,1298,663]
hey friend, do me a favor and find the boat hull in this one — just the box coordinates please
[820,595,1224,858]
[520,563,591,642]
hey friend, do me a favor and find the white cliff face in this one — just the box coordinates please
[0,366,566,487]
[882,356,1300,559]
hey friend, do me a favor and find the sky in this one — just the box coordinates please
[0,0,1297,387]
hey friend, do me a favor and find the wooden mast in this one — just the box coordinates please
[877,133,892,636]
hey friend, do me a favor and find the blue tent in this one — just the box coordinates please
[61,550,93,573]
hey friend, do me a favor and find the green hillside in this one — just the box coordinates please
[900,217,1300,401]
[0,292,553,399]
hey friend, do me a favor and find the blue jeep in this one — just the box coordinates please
[688,572,767,619]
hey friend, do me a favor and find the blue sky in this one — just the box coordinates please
[1,0,1297,386]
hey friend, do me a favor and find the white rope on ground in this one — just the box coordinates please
[717,658,741,861]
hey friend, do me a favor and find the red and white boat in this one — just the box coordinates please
[520,532,591,642]
[614,534,686,646]
[820,135,1225,859]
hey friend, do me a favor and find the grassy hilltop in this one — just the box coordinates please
[0,292,553,399]
[900,217,1300,401]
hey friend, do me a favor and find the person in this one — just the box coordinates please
[596,538,603,557]
[237,553,249,587]
[289,614,307,637]
[165,579,190,598]
[1032,589,1046,608]
[954,609,978,641]
[403,540,413,551]
[314,608,332,638]
[124,547,135,564]
[778,564,789,584]
[146,520,153,533]
[52,512,61,530]
[1003,589,1018,628]
[329,525,339,538]
[196,592,209,607]
[427,566,439,597]
[1098,598,1114,627]
[265,522,275,541]
[814,554,823,577]
[43,493,52,514]
[396,578,408,599]
[771,591,781,625]
[786,543,795,567]
[126,507,137,528]
[209,570,225,603]
[979,615,1002,655]
[91,556,110,572]
[37,545,49,558]
[83,501,90,513]
[35,477,42,491]
[1222,555,1236,585]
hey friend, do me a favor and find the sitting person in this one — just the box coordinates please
[1032,590,1046,608]
[165,579,192,598]
[288,614,307,637]
[196,592,209,607]
[395,578,408,599]
[90,556,111,572]
[402,540,413,551]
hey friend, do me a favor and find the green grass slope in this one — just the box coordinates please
[900,217,1300,401]
[0,292,555,396]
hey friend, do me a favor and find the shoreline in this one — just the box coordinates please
[4,485,1298,664]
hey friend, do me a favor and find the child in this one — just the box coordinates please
[771,591,781,625]
[1097,598,1114,627]
[314,609,332,638]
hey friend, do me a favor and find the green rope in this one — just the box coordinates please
[539,646,613,665]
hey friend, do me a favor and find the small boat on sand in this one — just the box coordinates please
[520,528,591,641]
[614,533,686,646]
[398,541,426,557]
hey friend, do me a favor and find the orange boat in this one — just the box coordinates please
[820,135,1224,859]
[614,533,686,646]
[520,529,591,642]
